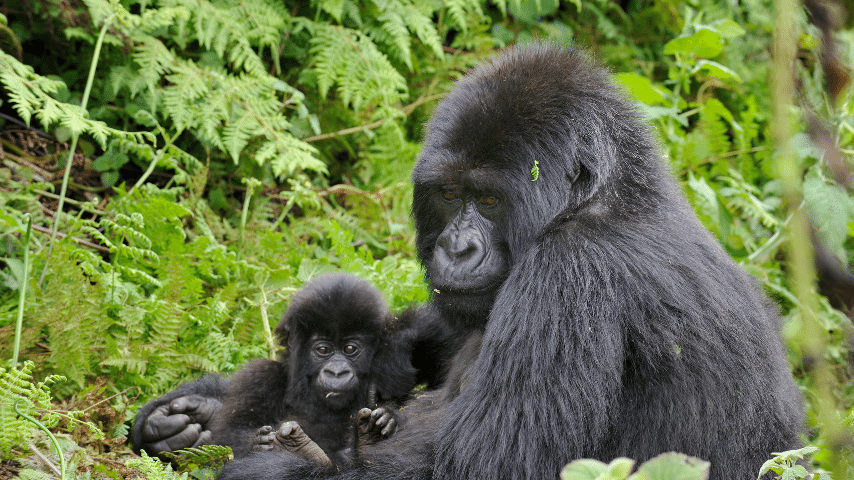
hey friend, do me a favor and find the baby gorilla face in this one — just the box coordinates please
[308,334,374,410]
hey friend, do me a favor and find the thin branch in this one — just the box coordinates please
[302,93,445,143]
[31,224,110,253]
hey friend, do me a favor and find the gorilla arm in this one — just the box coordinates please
[209,359,292,458]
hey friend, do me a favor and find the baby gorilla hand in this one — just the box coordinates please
[252,422,331,466]
[141,395,222,457]
[357,407,397,447]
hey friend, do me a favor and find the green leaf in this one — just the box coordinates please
[561,459,609,480]
[781,465,807,480]
[804,175,854,264]
[631,453,709,480]
[664,28,723,58]
[93,150,130,171]
[712,19,746,38]
[101,171,120,188]
[693,60,741,81]
[614,73,668,105]
[606,458,636,479]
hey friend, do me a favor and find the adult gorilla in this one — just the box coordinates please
[221,43,804,480]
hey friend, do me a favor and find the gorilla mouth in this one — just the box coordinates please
[430,278,505,297]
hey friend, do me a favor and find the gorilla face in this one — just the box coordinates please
[415,160,510,326]
[307,334,374,410]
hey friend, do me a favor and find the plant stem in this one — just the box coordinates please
[12,214,32,368]
[15,400,66,480]
[133,128,183,190]
[38,15,114,286]
[258,285,277,360]
[773,0,843,474]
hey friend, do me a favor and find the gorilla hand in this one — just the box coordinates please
[141,394,222,456]
[357,407,398,447]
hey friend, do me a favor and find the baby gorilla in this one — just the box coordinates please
[132,273,416,467]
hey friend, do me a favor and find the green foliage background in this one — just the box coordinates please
[0,0,852,478]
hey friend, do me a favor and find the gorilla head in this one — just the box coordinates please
[413,46,657,326]
[276,273,411,411]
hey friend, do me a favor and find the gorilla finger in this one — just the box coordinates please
[370,408,387,419]
[163,423,203,451]
[142,410,192,442]
[256,425,274,435]
[191,429,212,448]
[381,418,397,437]
[169,395,221,423]
[373,411,392,426]
[147,423,202,454]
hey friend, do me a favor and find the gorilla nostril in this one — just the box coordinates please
[323,366,352,378]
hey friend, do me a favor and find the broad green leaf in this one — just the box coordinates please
[664,28,723,58]
[804,175,854,264]
[561,459,609,480]
[630,453,709,480]
[693,60,742,81]
[606,458,636,478]
[614,73,668,105]
[711,19,746,38]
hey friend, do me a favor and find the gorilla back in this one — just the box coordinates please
[219,43,804,480]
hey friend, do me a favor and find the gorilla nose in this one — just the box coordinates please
[438,230,484,262]
[323,365,353,379]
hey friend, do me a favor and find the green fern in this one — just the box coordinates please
[367,0,444,70]
[162,444,234,472]
[311,25,408,112]
[0,51,153,148]
[443,0,485,34]
[0,361,102,460]
[127,451,189,480]
[90,0,325,178]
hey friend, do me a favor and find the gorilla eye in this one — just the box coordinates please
[343,344,359,355]
[479,195,498,206]
[441,189,457,201]
[315,345,331,355]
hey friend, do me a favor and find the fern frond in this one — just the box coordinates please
[375,10,413,69]
[163,60,212,131]
[132,36,176,98]
[443,0,484,33]
[149,298,184,343]
[164,444,234,471]
[0,361,79,458]
[0,52,152,148]
[402,4,444,59]
[311,26,408,111]
[126,451,189,480]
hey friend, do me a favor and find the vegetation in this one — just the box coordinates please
[0,0,851,478]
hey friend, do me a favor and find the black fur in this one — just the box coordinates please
[220,43,804,480]
[132,273,417,464]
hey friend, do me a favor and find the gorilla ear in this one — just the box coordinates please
[274,318,291,347]
[567,165,582,185]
